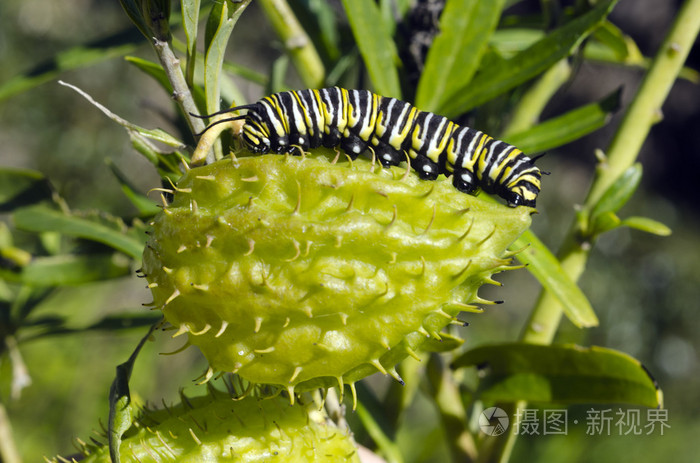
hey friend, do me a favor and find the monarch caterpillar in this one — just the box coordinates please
[201,87,543,207]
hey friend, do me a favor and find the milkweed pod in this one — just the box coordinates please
[143,154,533,391]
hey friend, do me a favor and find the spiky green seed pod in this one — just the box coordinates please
[143,152,532,391]
[70,389,359,462]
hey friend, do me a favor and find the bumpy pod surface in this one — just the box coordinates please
[75,391,359,462]
[143,153,532,390]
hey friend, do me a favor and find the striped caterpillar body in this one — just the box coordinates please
[216,87,542,207]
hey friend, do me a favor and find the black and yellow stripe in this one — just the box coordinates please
[221,87,542,207]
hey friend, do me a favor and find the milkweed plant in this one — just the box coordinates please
[1,0,698,462]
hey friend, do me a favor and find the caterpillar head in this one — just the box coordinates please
[504,191,535,208]
[502,179,540,208]
[240,111,273,153]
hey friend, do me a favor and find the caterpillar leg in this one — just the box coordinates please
[409,153,440,180]
[340,133,369,160]
[373,141,404,168]
[322,127,343,149]
[452,169,479,195]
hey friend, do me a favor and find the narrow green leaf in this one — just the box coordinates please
[620,216,672,236]
[202,0,250,161]
[106,160,161,217]
[124,56,205,123]
[592,20,638,62]
[204,0,251,114]
[340,0,402,98]
[439,0,618,117]
[125,55,173,92]
[452,343,662,408]
[355,382,404,463]
[182,0,202,52]
[13,206,145,261]
[222,61,269,86]
[181,0,201,85]
[4,254,131,286]
[84,314,163,331]
[268,55,291,95]
[125,56,207,120]
[0,222,12,248]
[490,26,698,84]
[118,0,152,39]
[141,0,172,41]
[0,29,141,102]
[590,164,642,219]
[109,323,158,462]
[0,245,32,269]
[513,230,599,328]
[416,0,505,112]
[59,80,185,148]
[0,168,53,212]
[591,210,623,235]
[505,88,621,153]
[303,0,341,61]
[489,28,543,58]
[326,51,359,86]
[25,314,162,340]
[585,45,700,83]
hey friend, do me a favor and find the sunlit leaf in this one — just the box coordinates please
[505,88,621,153]
[204,0,251,114]
[340,0,402,98]
[620,216,672,236]
[13,206,145,261]
[590,210,622,235]
[438,0,618,117]
[416,0,505,112]
[590,164,642,219]
[181,0,201,85]
[296,0,341,61]
[513,230,599,328]
[2,254,131,286]
[453,343,662,408]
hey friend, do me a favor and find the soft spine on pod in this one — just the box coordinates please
[142,152,533,393]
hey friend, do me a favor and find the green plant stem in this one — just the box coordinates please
[153,38,206,136]
[523,0,700,347]
[502,59,571,137]
[494,1,700,461]
[427,354,477,462]
[586,0,700,205]
[5,335,31,400]
[0,402,21,463]
[356,399,404,463]
[258,0,326,88]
